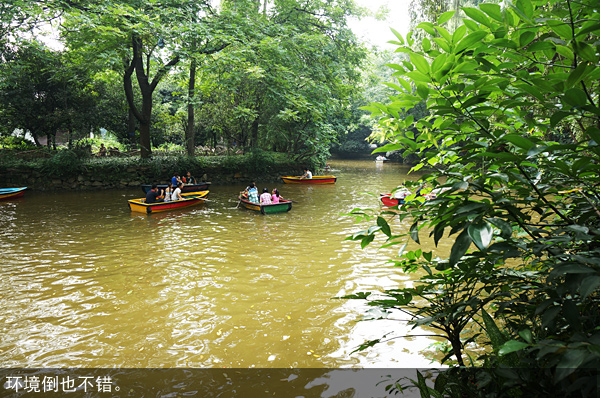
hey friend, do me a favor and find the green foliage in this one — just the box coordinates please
[40,149,84,178]
[347,0,600,393]
[0,136,36,150]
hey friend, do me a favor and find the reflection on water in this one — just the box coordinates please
[0,160,448,369]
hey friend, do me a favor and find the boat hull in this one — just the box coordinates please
[380,193,404,207]
[141,183,211,194]
[281,176,336,184]
[0,187,27,201]
[238,196,292,214]
[128,191,209,214]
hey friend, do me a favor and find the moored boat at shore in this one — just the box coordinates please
[0,187,27,201]
[281,175,336,184]
[238,196,292,214]
[128,191,209,214]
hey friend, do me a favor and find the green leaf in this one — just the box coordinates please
[377,217,392,238]
[410,52,430,75]
[390,28,405,45]
[462,7,492,28]
[451,25,467,44]
[361,233,375,249]
[416,22,436,36]
[575,41,598,63]
[555,45,574,60]
[449,229,471,267]
[455,31,488,53]
[547,19,573,40]
[579,275,600,299]
[550,111,572,128]
[518,329,533,344]
[563,88,587,108]
[397,78,412,93]
[479,3,503,22]
[409,222,420,244]
[430,53,448,73]
[499,340,529,355]
[416,84,429,99]
[437,11,455,25]
[502,134,535,150]
[467,221,493,250]
[515,0,533,20]
[383,82,408,93]
[585,127,600,143]
[488,218,512,239]
[482,309,507,351]
[372,143,403,153]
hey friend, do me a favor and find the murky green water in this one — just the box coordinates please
[0,160,450,369]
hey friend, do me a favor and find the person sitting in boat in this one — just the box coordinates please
[163,182,173,202]
[301,168,312,179]
[171,173,182,186]
[185,171,196,185]
[392,186,412,200]
[172,182,184,201]
[145,184,164,203]
[247,183,259,204]
[271,188,281,204]
[260,188,272,205]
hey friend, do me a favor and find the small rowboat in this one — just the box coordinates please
[380,193,406,207]
[0,187,27,201]
[141,182,211,194]
[128,191,209,214]
[380,187,449,207]
[238,196,292,214]
[281,175,336,184]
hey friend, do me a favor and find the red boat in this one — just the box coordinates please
[380,187,448,207]
[281,175,336,184]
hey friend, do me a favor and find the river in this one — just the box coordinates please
[0,160,451,372]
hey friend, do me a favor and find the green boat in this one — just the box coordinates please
[238,196,292,214]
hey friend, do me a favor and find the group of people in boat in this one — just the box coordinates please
[240,182,283,205]
[145,171,197,204]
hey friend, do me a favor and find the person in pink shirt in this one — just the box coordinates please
[271,188,281,204]
[260,188,272,204]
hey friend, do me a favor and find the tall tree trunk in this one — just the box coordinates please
[127,108,136,147]
[251,117,259,148]
[124,34,181,159]
[186,56,196,156]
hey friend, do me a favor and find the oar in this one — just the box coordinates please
[182,193,211,201]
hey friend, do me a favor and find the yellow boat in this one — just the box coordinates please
[128,191,209,214]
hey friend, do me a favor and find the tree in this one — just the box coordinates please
[61,0,237,158]
[346,0,600,393]
[0,41,98,147]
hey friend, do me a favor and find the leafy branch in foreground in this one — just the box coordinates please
[345,0,600,395]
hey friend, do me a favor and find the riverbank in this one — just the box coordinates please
[0,150,304,191]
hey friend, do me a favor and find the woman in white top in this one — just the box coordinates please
[163,182,173,202]
[172,182,183,201]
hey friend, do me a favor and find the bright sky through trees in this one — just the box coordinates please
[349,0,411,50]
